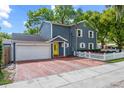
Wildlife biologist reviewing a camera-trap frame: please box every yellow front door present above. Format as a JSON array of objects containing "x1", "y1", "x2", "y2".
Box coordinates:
[{"x1": 53, "y1": 42, "x2": 59, "y2": 56}]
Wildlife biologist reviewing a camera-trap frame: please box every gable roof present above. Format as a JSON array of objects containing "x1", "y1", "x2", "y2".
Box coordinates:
[{"x1": 48, "y1": 35, "x2": 68, "y2": 42}]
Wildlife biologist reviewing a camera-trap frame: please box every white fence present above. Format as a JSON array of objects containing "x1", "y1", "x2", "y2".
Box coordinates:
[{"x1": 74, "y1": 51, "x2": 124, "y2": 61}]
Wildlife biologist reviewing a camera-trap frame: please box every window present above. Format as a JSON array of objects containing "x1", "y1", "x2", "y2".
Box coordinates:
[
  {"x1": 88, "y1": 30, "x2": 94, "y2": 38},
  {"x1": 62, "y1": 43, "x2": 69, "y2": 48},
  {"x1": 88, "y1": 43, "x2": 94, "y2": 50},
  {"x1": 77, "y1": 29, "x2": 82, "y2": 37},
  {"x1": 80, "y1": 42, "x2": 85, "y2": 48},
  {"x1": 65, "y1": 43, "x2": 69, "y2": 48}
]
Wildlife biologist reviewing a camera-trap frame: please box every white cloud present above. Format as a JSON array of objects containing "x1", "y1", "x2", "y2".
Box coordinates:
[
  {"x1": 0, "y1": 12, "x2": 9, "y2": 19},
  {"x1": 51, "y1": 5, "x2": 55, "y2": 10},
  {"x1": 2, "y1": 20, "x2": 12, "y2": 28},
  {"x1": 0, "y1": 1, "x2": 11, "y2": 19}
]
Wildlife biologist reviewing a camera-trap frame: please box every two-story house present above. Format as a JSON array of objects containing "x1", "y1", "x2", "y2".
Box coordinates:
[
  {"x1": 39, "y1": 21, "x2": 97, "y2": 57},
  {"x1": 8, "y1": 21, "x2": 97, "y2": 62}
]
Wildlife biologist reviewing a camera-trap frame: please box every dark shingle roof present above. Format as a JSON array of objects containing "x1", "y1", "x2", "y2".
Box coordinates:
[{"x1": 12, "y1": 33, "x2": 47, "y2": 41}]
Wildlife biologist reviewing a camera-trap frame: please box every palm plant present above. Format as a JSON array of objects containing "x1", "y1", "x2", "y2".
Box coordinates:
[{"x1": 106, "y1": 5, "x2": 124, "y2": 21}]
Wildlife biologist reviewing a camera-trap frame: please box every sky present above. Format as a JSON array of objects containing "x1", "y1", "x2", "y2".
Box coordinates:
[{"x1": 0, "y1": 5, "x2": 106, "y2": 34}]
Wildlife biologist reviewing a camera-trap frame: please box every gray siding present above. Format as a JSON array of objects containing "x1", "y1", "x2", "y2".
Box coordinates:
[
  {"x1": 39, "y1": 22, "x2": 51, "y2": 40},
  {"x1": 52, "y1": 22, "x2": 97, "y2": 56},
  {"x1": 71, "y1": 22, "x2": 97, "y2": 51},
  {"x1": 52, "y1": 24, "x2": 71, "y2": 56}
]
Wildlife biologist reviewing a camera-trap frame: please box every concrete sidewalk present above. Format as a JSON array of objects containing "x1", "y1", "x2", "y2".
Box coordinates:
[{"x1": 1, "y1": 62, "x2": 124, "y2": 88}]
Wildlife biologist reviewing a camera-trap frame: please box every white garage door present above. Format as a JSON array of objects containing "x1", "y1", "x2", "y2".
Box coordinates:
[{"x1": 15, "y1": 43, "x2": 51, "y2": 61}]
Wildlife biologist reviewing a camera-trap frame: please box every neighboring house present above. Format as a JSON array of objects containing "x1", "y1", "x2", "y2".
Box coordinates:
[{"x1": 4, "y1": 21, "x2": 97, "y2": 62}]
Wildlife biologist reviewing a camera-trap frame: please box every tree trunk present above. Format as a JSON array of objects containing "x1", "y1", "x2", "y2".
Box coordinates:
[
  {"x1": 118, "y1": 44, "x2": 122, "y2": 52},
  {"x1": 61, "y1": 17, "x2": 64, "y2": 24},
  {"x1": 101, "y1": 40, "x2": 105, "y2": 49},
  {"x1": 0, "y1": 64, "x2": 2, "y2": 74},
  {"x1": 61, "y1": 13, "x2": 65, "y2": 24}
]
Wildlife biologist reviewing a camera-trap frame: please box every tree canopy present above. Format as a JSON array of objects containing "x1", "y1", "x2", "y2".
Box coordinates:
[{"x1": 24, "y1": 5, "x2": 124, "y2": 51}]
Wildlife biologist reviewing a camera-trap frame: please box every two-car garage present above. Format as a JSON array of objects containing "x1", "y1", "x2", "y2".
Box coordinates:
[{"x1": 13, "y1": 41, "x2": 51, "y2": 62}]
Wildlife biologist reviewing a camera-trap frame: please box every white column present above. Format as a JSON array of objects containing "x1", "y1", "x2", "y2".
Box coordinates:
[
  {"x1": 103, "y1": 53, "x2": 106, "y2": 61},
  {"x1": 63, "y1": 42, "x2": 66, "y2": 56}
]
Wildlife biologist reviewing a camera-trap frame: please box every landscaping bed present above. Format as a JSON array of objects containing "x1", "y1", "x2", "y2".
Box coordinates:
[
  {"x1": 0, "y1": 64, "x2": 16, "y2": 85},
  {"x1": 0, "y1": 70, "x2": 13, "y2": 85},
  {"x1": 78, "y1": 49, "x2": 117, "y2": 54}
]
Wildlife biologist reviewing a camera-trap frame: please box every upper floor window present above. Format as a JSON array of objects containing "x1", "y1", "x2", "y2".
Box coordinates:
[
  {"x1": 88, "y1": 30, "x2": 94, "y2": 38},
  {"x1": 77, "y1": 29, "x2": 82, "y2": 37}
]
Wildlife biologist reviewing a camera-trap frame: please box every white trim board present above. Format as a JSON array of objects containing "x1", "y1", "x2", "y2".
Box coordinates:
[
  {"x1": 80, "y1": 42, "x2": 85, "y2": 48},
  {"x1": 48, "y1": 35, "x2": 68, "y2": 42}
]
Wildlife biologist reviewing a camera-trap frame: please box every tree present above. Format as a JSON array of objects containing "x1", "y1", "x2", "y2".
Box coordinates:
[
  {"x1": 25, "y1": 8, "x2": 55, "y2": 35},
  {"x1": 106, "y1": 5, "x2": 124, "y2": 52},
  {"x1": 107, "y1": 5, "x2": 124, "y2": 21},
  {"x1": 24, "y1": 27, "x2": 39, "y2": 35},
  {"x1": 74, "y1": 8, "x2": 84, "y2": 23},
  {"x1": 25, "y1": 6, "x2": 76, "y2": 34},
  {"x1": 0, "y1": 32, "x2": 11, "y2": 39},
  {"x1": 54, "y1": 5, "x2": 75, "y2": 24},
  {"x1": 99, "y1": 8, "x2": 115, "y2": 48},
  {"x1": 79, "y1": 11, "x2": 109, "y2": 49}
]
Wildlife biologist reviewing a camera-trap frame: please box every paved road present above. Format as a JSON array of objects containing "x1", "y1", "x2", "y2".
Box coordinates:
[{"x1": 1, "y1": 62, "x2": 124, "y2": 88}]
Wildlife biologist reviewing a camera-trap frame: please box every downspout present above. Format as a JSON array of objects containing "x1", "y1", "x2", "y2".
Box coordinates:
[{"x1": 13, "y1": 42, "x2": 16, "y2": 64}]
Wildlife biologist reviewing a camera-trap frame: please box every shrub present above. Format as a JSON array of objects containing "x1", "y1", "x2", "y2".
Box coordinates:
[{"x1": 77, "y1": 49, "x2": 101, "y2": 52}]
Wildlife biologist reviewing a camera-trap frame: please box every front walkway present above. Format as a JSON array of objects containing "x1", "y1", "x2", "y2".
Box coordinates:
[
  {"x1": 15, "y1": 57, "x2": 104, "y2": 81},
  {"x1": 1, "y1": 61, "x2": 124, "y2": 88}
]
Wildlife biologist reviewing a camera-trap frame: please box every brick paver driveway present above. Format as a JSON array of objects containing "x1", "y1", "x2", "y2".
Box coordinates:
[{"x1": 15, "y1": 57, "x2": 105, "y2": 81}]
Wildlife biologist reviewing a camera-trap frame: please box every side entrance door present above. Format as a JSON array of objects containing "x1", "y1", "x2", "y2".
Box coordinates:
[{"x1": 53, "y1": 42, "x2": 59, "y2": 56}]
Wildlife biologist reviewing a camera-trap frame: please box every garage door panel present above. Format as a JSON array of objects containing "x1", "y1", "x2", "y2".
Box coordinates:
[{"x1": 16, "y1": 44, "x2": 51, "y2": 61}]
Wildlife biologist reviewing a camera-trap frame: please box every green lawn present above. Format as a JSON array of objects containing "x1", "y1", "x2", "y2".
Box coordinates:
[
  {"x1": 107, "y1": 58, "x2": 124, "y2": 63},
  {"x1": 0, "y1": 70, "x2": 13, "y2": 85}
]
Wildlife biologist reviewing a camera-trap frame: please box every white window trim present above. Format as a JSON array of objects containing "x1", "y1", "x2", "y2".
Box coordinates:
[
  {"x1": 88, "y1": 43, "x2": 94, "y2": 50},
  {"x1": 62, "y1": 43, "x2": 69, "y2": 48},
  {"x1": 80, "y1": 42, "x2": 85, "y2": 48},
  {"x1": 76, "y1": 29, "x2": 83, "y2": 37},
  {"x1": 66, "y1": 43, "x2": 69, "y2": 48},
  {"x1": 88, "y1": 30, "x2": 94, "y2": 38}
]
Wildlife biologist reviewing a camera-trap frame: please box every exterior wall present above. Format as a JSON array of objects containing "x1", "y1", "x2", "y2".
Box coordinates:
[
  {"x1": 40, "y1": 21, "x2": 97, "y2": 57},
  {"x1": 71, "y1": 22, "x2": 97, "y2": 51},
  {"x1": 52, "y1": 24, "x2": 72, "y2": 56},
  {"x1": 39, "y1": 22, "x2": 52, "y2": 40},
  {"x1": 59, "y1": 42, "x2": 63, "y2": 56}
]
